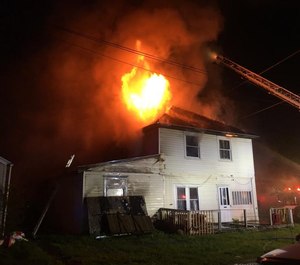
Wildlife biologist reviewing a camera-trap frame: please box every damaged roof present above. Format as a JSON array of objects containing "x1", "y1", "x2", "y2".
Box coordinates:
[
  {"x1": 78, "y1": 154, "x2": 163, "y2": 172},
  {"x1": 144, "y1": 106, "x2": 258, "y2": 138}
]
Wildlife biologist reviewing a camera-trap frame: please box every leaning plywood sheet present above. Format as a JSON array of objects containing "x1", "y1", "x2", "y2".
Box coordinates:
[
  {"x1": 131, "y1": 215, "x2": 153, "y2": 233},
  {"x1": 85, "y1": 196, "x2": 154, "y2": 235},
  {"x1": 102, "y1": 214, "x2": 154, "y2": 235},
  {"x1": 86, "y1": 197, "x2": 101, "y2": 235},
  {"x1": 104, "y1": 214, "x2": 134, "y2": 235}
]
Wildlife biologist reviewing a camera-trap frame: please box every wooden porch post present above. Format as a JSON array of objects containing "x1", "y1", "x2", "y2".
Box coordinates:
[
  {"x1": 243, "y1": 209, "x2": 247, "y2": 228},
  {"x1": 218, "y1": 210, "x2": 221, "y2": 231}
]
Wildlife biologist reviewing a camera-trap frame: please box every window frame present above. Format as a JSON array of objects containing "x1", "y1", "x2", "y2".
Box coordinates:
[
  {"x1": 184, "y1": 133, "x2": 200, "y2": 159},
  {"x1": 103, "y1": 176, "x2": 128, "y2": 197},
  {"x1": 218, "y1": 138, "x2": 232, "y2": 161},
  {"x1": 232, "y1": 190, "x2": 253, "y2": 205},
  {"x1": 175, "y1": 185, "x2": 200, "y2": 211}
]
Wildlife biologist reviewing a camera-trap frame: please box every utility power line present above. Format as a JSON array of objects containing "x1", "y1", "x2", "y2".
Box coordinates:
[
  {"x1": 54, "y1": 25, "x2": 207, "y2": 75},
  {"x1": 59, "y1": 39, "x2": 203, "y2": 87},
  {"x1": 236, "y1": 49, "x2": 300, "y2": 119},
  {"x1": 230, "y1": 48, "x2": 300, "y2": 92}
]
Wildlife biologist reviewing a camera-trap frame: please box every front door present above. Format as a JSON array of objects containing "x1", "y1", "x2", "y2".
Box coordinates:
[{"x1": 218, "y1": 186, "x2": 231, "y2": 222}]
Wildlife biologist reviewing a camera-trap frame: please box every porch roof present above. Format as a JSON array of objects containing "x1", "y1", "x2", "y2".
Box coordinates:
[{"x1": 78, "y1": 153, "x2": 162, "y2": 172}]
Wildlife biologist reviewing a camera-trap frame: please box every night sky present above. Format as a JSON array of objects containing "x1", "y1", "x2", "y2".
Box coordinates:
[
  {"x1": 1, "y1": 0, "x2": 299, "y2": 230},
  {"x1": 217, "y1": 1, "x2": 300, "y2": 162}
]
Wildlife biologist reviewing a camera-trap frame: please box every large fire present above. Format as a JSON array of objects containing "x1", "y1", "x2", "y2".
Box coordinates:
[{"x1": 121, "y1": 45, "x2": 171, "y2": 123}]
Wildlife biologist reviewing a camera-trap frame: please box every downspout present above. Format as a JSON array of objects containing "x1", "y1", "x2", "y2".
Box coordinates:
[{"x1": 1, "y1": 162, "x2": 13, "y2": 237}]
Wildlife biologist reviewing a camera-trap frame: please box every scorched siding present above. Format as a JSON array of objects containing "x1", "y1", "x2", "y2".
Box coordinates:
[
  {"x1": 82, "y1": 156, "x2": 165, "y2": 216},
  {"x1": 83, "y1": 172, "x2": 164, "y2": 216},
  {"x1": 83, "y1": 171, "x2": 104, "y2": 198}
]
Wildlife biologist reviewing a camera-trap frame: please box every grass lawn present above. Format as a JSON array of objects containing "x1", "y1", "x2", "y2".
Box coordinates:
[{"x1": 1, "y1": 226, "x2": 299, "y2": 265}]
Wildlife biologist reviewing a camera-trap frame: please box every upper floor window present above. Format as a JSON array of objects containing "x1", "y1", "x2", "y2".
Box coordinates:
[
  {"x1": 219, "y1": 139, "x2": 231, "y2": 160},
  {"x1": 185, "y1": 135, "x2": 200, "y2": 158}
]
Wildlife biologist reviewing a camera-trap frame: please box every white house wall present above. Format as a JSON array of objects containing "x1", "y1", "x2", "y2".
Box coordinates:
[
  {"x1": 159, "y1": 127, "x2": 258, "y2": 220},
  {"x1": 82, "y1": 128, "x2": 259, "y2": 220},
  {"x1": 127, "y1": 174, "x2": 164, "y2": 216},
  {"x1": 83, "y1": 156, "x2": 164, "y2": 216},
  {"x1": 159, "y1": 128, "x2": 255, "y2": 177},
  {"x1": 83, "y1": 171, "x2": 104, "y2": 198}
]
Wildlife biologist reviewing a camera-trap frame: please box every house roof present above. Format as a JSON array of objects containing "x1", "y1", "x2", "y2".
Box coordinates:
[
  {"x1": 0, "y1": 156, "x2": 13, "y2": 166},
  {"x1": 78, "y1": 154, "x2": 163, "y2": 172},
  {"x1": 143, "y1": 106, "x2": 258, "y2": 139}
]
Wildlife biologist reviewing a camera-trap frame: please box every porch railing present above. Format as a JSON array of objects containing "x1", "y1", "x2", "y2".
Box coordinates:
[
  {"x1": 269, "y1": 207, "x2": 294, "y2": 226},
  {"x1": 156, "y1": 208, "x2": 259, "y2": 235},
  {"x1": 157, "y1": 208, "x2": 215, "y2": 235}
]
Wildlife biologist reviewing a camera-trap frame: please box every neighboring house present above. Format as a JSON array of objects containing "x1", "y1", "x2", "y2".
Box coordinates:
[
  {"x1": 79, "y1": 107, "x2": 259, "y2": 223},
  {"x1": 0, "y1": 156, "x2": 13, "y2": 236}
]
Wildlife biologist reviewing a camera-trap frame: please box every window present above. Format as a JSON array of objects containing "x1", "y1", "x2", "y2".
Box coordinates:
[
  {"x1": 189, "y1": 187, "x2": 199, "y2": 211},
  {"x1": 219, "y1": 139, "x2": 231, "y2": 160},
  {"x1": 176, "y1": 186, "x2": 199, "y2": 211},
  {"x1": 177, "y1": 187, "x2": 187, "y2": 210},
  {"x1": 232, "y1": 191, "x2": 252, "y2": 205},
  {"x1": 104, "y1": 176, "x2": 128, "y2": 196},
  {"x1": 185, "y1": 135, "x2": 200, "y2": 158}
]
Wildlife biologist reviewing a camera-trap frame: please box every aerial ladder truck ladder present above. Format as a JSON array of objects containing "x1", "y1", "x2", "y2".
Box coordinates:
[{"x1": 212, "y1": 54, "x2": 300, "y2": 110}]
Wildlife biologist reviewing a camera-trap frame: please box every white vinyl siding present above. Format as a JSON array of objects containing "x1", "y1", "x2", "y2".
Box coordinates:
[
  {"x1": 82, "y1": 126, "x2": 259, "y2": 222},
  {"x1": 82, "y1": 156, "x2": 165, "y2": 216},
  {"x1": 159, "y1": 127, "x2": 259, "y2": 221},
  {"x1": 127, "y1": 174, "x2": 164, "y2": 215},
  {"x1": 83, "y1": 171, "x2": 104, "y2": 198}
]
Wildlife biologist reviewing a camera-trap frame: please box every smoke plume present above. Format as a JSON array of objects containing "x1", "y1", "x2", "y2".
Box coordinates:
[
  {"x1": 43, "y1": 0, "x2": 224, "y2": 156},
  {"x1": 1, "y1": 0, "x2": 225, "y2": 230}
]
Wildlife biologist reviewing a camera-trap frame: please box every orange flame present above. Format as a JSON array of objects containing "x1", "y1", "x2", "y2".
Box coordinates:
[{"x1": 121, "y1": 48, "x2": 171, "y2": 123}]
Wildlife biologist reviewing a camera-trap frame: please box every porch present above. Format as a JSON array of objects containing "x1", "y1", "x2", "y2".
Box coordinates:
[{"x1": 155, "y1": 208, "x2": 259, "y2": 235}]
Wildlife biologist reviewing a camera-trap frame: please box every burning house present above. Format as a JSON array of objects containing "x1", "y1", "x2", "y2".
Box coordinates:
[{"x1": 79, "y1": 106, "x2": 259, "y2": 231}]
